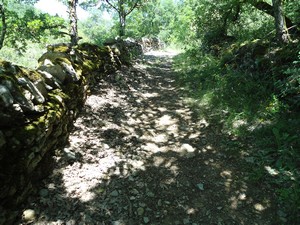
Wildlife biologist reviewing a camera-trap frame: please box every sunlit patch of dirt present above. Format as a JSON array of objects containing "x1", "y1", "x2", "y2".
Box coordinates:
[{"x1": 19, "y1": 51, "x2": 277, "y2": 225}]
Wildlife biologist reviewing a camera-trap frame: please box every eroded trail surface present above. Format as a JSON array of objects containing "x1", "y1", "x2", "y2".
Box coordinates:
[{"x1": 21, "y1": 52, "x2": 276, "y2": 225}]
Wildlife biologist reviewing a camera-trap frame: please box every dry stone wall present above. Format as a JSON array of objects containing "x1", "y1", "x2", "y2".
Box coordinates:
[
  {"x1": 138, "y1": 37, "x2": 165, "y2": 52},
  {"x1": 104, "y1": 37, "x2": 143, "y2": 65},
  {"x1": 0, "y1": 43, "x2": 123, "y2": 225}
]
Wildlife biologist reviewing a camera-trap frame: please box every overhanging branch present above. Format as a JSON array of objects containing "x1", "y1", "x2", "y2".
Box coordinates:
[{"x1": 249, "y1": 0, "x2": 293, "y2": 29}]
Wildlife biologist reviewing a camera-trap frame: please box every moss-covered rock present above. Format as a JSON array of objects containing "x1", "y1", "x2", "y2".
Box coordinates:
[
  {"x1": 220, "y1": 40, "x2": 299, "y2": 74},
  {"x1": 220, "y1": 39, "x2": 270, "y2": 71}
]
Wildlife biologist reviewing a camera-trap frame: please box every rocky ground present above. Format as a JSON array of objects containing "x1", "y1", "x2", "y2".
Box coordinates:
[{"x1": 19, "y1": 51, "x2": 277, "y2": 225}]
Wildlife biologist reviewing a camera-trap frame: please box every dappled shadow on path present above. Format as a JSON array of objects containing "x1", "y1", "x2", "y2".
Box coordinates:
[{"x1": 19, "y1": 51, "x2": 276, "y2": 225}]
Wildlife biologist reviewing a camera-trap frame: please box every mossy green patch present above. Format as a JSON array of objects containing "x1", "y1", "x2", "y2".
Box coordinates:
[
  {"x1": 83, "y1": 60, "x2": 95, "y2": 71},
  {"x1": 17, "y1": 68, "x2": 44, "y2": 82},
  {"x1": 47, "y1": 45, "x2": 70, "y2": 53},
  {"x1": 47, "y1": 90, "x2": 69, "y2": 108},
  {"x1": 54, "y1": 57, "x2": 72, "y2": 66},
  {"x1": 38, "y1": 52, "x2": 70, "y2": 66},
  {"x1": 0, "y1": 59, "x2": 13, "y2": 70}
]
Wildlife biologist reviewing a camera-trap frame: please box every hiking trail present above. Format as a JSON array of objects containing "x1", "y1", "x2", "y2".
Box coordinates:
[{"x1": 20, "y1": 51, "x2": 276, "y2": 225}]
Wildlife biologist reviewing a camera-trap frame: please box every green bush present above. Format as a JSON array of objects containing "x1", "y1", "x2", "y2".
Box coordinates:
[
  {"x1": 275, "y1": 51, "x2": 300, "y2": 108},
  {"x1": 0, "y1": 36, "x2": 69, "y2": 68}
]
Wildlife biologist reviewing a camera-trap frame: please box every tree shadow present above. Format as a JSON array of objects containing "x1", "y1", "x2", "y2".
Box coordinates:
[
  {"x1": 172, "y1": 50, "x2": 300, "y2": 223},
  {"x1": 19, "y1": 52, "x2": 277, "y2": 225}
]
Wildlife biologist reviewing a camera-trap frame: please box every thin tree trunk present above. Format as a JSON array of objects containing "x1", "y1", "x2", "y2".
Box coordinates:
[
  {"x1": 272, "y1": 0, "x2": 290, "y2": 43},
  {"x1": 119, "y1": 13, "x2": 126, "y2": 37},
  {"x1": 68, "y1": 0, "x2": 78, "y2": 46},
  {"x1": 105, "y1": 0, "x2": 141, "y2": 37},
  {"x1": 119, "y1": 0, "x2": 125, "y2": 37},
  {"x1": 0, "y1": 4, "x2": 7, "y2": 50}
]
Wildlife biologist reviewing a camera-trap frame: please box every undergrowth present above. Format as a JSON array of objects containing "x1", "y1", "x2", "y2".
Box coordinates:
[
  {"x1": 0, "y1": 36, "x2": 69, "y2": 69},
  {"x1": 173, "y1": 46, "x2": 300, "y2": 224}
]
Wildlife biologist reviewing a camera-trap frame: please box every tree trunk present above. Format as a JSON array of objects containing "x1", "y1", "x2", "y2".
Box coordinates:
[
  {"x1": 0, "y1": 4, "x2": 7, "y2": 50},
  {"x1": 118, "y1": 0, "x2": 126, "y2": 37},
  {"x1": 272, "y1": 0, "x2": 290, "y2": 43},
  {"x1": 119, "y1": 13, "x2": 126, "y2": 37},
  {"x1": 68, "y1": 0, "x2": 78, "y2": 46},
  {"x1": 105, "y1": 0, "x2": 142, "y2": 37},
  {"x1": 251, "y1": 1, "x2": 293, "y2": 29}
]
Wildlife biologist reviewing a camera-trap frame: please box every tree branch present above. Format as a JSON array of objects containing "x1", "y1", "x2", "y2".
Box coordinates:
[
  {"x1": 105, "y1": 0, "x2": 119, "y2": 13},
  {"x1": 249, "y1": 0, "x2": 293, "y2": 29},
  {"x1": 125, "y1": 0, "x2": 140, "y2": 16}
]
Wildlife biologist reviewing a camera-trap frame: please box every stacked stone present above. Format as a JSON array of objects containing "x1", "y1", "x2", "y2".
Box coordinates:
[
  {"x1": 0, "y1": 43, "x2": 121, "y2": 225},
  {"x1": 104, "y1": 37, "x2": 143, "y2": 65},
  {"x1": 138, "y1": 37, "x2": 165, "y2": 53}
]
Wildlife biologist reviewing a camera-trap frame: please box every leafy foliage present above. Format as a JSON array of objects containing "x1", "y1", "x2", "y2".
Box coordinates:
[
  {"x1": 78, "y1": 9, "x2": 117, "y2": 45},
  {"x1": 82, "y1": 0, "x2": 150, "y2": 37},
  {"x1": 276, "y1": 51, "x2": 300, "y2": 107},
  {"x1": 0, "y1": 0, "x2": 66, "y2": 52}
]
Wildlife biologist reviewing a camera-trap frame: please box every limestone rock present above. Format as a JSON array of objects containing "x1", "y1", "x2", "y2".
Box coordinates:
[
  {"x1": 60, "y1": 62, "x2": 80, "y2": 82},
  {"x1": 0, "y1": 84, "x2": 14, "y2": 107},
  {"x1": 38, "y1": 64, "x2": 66, "y2": 84},
  {"x1": 38, "y1": 70, "x2": 61, "y2": 89},
  {"x1": 33, "y1": 78, "x2": 48, "y2": 99},
  {"x1": 22, "y1": 209, "x2": 36, "y2": 223},
  {"x1": 18, "y1": 77, "x2": 45, "y2": 104}
]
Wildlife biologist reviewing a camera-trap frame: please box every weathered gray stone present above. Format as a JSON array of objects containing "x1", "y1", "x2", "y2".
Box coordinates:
[
  {"x1": 33, "y1": 79, "x2": 48, "y2": 99},
  {"x1": 38, "y1": 70, "x2": 61, "y2": 89},
  {"x1": 0, "y1": 85, "x2": 14, "y2": 107},
  {"x1": 18, "y1": 77, "x2": 45, "y2": 104},
  {"x1": 38, "y1": 64, "x2": 66, "y2": 83},
  {"x1": 0, "y1": 79, "x2": 35, "y2": 113},
  {"x1": 60, "y1": 62, "x2": 80, "y2": 82}
]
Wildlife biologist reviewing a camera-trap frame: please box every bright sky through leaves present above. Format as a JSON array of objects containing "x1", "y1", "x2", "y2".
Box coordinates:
[{"x1": 35, "y1": 0, "x2": 89, "y2": 20}]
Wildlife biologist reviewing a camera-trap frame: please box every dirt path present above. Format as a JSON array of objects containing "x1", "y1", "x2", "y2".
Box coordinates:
[{"x1": 20, "y1": 51, "x2": 276, "y2": 225}]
